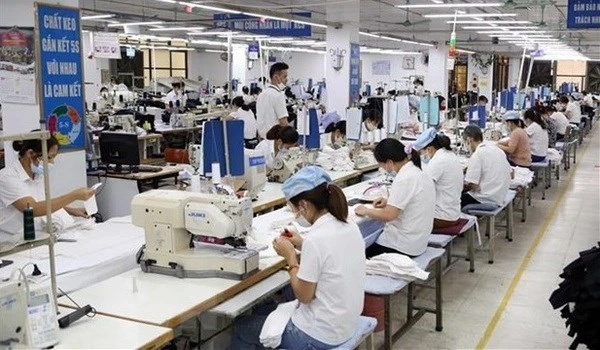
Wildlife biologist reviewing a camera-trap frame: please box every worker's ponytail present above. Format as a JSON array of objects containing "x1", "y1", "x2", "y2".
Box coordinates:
[{"x1": 289, "y1": 182, "x2": 348, "y2": 223}]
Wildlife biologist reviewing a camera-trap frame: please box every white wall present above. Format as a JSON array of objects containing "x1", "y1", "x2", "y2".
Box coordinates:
[
  {"x1": 1, "y1": 0, "x2": 86, "y2": 197},
  {"x1": 82, "y1": 31, "x2": 110, "y2": 107},
  {"x1": 468, "y1": 54, "x2": 494, "y2": 109},
  {"x1": 360, "y1": 53, "x2": 427, "y2": 92},
  {"x1": 426, "y1": 46, "x2": 449, "y2": 99},
  {"x1": 187, "y1": 50, "x2": 229, "y2": 88},
  {"x1": 271, "y1": 51, "x2": 325, "y2": 87},
  {"x1": 508, "y1": 55, "x2": 522, "y2": 89}
]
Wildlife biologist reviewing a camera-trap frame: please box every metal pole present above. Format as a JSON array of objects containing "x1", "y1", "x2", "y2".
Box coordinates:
[
  {"x1": 516, "y1": 47, "x2": 527, "y2": 90},
  {"x1": 227, "y1": 32, "x2": 233, "y2": 100},
  {"x1": 258, "y1": 38, "x2": 264, "y2": 89},
  {"x1": 525, "y1": 56, "x2": 535, "y2": 90},
  {"x1": 152, "y1": 44, "x2": 157, "y2": 93}
]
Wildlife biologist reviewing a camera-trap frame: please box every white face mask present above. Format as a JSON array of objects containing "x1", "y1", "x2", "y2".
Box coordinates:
[
  {"x1": 31, "y1": 160, "x2": 52, "y2": 176},
  {"x1": 365, "y1": 122, "x2": 376, "y2": 131},
  {"x1": 277, "y1": 83, "x2": 286, "y2": 91},
  {"x1": 295, "y1": 212, "x2": 311, "y2": 227}
]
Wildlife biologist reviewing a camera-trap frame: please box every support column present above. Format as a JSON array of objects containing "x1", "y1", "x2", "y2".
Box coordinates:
[
  {"x1": 0, "y1": 0, "x2": 86, "y2": 196},
  {"x1": 325, "y1": 0, "x2": 359, "y2": 115},
  {"x1": 468, "y1": 53, "x2": 494, "y2": 109},
  {"x1": 231, "y1": 44, "x2": 248, "y2": 93},
  {"x1": 425, "y1": 45, "x2": 450, "y2": 102}
]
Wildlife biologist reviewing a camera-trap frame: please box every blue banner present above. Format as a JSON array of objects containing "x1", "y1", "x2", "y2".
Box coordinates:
[
  {"x1": 213, "y1": 13, "x2": 312, "y2": 37},
  {"x1": 567, "y1": 0, "x2": 600, "y2": 29},
  {"x1": 349, "y1": 43, "x2": 360, "y2": 105},
  {"x1": 36, "y1": 4, "x2": 85, "y2": 149}
]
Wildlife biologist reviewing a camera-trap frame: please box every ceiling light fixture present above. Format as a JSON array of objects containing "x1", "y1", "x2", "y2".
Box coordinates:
[
  {"x1": 463, "y1": 26, "x2": 538, "y2": 29},
  {"x1": 456, "y1": 48, "x2": 476, "y2": 54},
  {"x1": 447, "y1": 20, "x2": 530, "y2": 24},
  {"x1": 150, "y1": 27, "x2": 205, "y2": 31},
  {"x1": 396, "y1": 2, "x2": 502, "y2": 8},
  {"x1": 477, "y1": 30, "x2": 546, "y2": 34},
  {"x1": 178, "y1": 1, "x2": 242, "y2": 14},
  {"x1": 81, "y1": 14, "x2": 115, "y2": 20},
  {"x1": 205, "y1": 49, "x2": 226, "y2": 53},
  {"x1": 108, "y1": 21, "x2": 163, "y2": 27},
  {"x1": 425, "y1": 13, "x2": 516, "y2": 18},
  {"x1": 187, "y1": 31, "x2": 237, "y2": 36},
  {"x1": 359, "y1": 32, "x2": 434, "y2": 47}
]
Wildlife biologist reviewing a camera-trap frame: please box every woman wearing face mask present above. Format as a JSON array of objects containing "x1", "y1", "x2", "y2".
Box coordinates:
[
  {"x1": 255, "y1": 124, "x2": 299, "y2": 170},
  {"x1": 324, "y1": 121, "x2": 346, "y2": 148},
  {"x1": 355, "y1": 138, "x2": 436, "y2": 258},
  {"x1": 231, "y1": 166, "x2": 365, "y2": 349},
  {"x1": 360, "y1": 109, "x2": 383, "y2": 148},
  {"x1": 523, "y1": 108, "x2": 549, "y2": 163},
  {"x1": 497, "y1": 111, "x2": 532, "y2": 168},
  {"x1": 0, "y1": 136, "x2": 95, "y2": 243},
  {"x1": 413, "y1": 128, "x2": 463, "y2": 229}
]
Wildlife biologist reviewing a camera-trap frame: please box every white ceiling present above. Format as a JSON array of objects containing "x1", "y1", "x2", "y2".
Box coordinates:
[{"x1": 79, "y1": 0, "x2": 600, "y2": 59}]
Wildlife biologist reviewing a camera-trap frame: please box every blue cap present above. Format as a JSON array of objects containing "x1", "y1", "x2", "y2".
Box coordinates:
[
  {"x1": 503, "y1": 110, "x2": 522, "y2": 121},
  {"x1": 412, "y1": 127, "x2": 437, "y2": 151},
  {"x1": 282, "y1": 166, "x2": 332, "y2": 200}
]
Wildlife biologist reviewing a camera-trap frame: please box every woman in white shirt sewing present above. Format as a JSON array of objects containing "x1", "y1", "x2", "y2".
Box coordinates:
[
  {"x1": 523, "y1": 108, "x2": 549, "y2": 162},
  {"x1": 547, "y1": 105, "x2": 570, "y2": 141},
  {"x1": 231, "y1": 166, "x2": 365, "y2": 349},
  {"x1": 355, "y1": 138, "x2": 436, "y2": 258},
  {"x1": 224, "y1": 96, "x2": 259, "y2": 149},
  {"x1": 323, "y1": 120, "x2": 346, "y2": 149},
  {"x1": 0, "y1": 136, "x2": 94, "y2": 246},
  {"x1": 413, "y1": 128, "x2": 463, "y2": 229},
  {"x1": 254, "y1": 125, "x2": 299, "y2": 170},
  {"x1": 360, "y1": 108, "x2": 383, "y2": 148}
]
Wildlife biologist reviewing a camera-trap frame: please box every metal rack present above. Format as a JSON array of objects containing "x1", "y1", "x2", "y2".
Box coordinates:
[{"x1": 0, "y1": 130, "x2": 57, "y2": 307}]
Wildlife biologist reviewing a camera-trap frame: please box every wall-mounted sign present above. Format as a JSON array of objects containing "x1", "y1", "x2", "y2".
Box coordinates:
[
  {"x1": 92, "y1": 32, "x2": 121, "y2": 59},
  {"x1": 36, "y1": 3, "x2": 85, "y2": 150},
  {"x1": 0, "y1": 26, "x2": 36, "y2": 104},
  {"x1": 213, "y1": 12, "x2": 312, "y2": 37},
  {"x1": 248, "y1": 42, "x2": 259, "y2": 60},
  {"x1": 567, "y1": 0, "x2": 600, "y2": 29},
  {"x1": 349, "y1": 43, "x2": 360, "y2": 105}
]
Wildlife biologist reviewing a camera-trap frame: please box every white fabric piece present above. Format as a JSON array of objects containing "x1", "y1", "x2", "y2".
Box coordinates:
[
  {"x1": 510, "y1": 166, "x2": 534, "y2": 189},
  {"x1": 316, "y1": 146, "x2": 355, "y2": 172},
  {"x1": 459, "y1": 213, "x2": 481, "y2": 246},
  {"x1": 259, "y1": 300, "x2": 299, "y2": 348},
  {"x1": 546, "y1": 148, "x2": 562, "y2": 162},
  {"x1": 366, "y1": 253, "x2": 429, "y2": 281}
]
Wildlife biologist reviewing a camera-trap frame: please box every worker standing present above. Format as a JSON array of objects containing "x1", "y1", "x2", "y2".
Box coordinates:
[{"x1": 256, "y1": 62, "x2": 290, "y2": 139}]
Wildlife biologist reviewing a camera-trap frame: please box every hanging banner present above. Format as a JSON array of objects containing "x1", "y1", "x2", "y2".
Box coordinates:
[
  {"x1": 92, "y1": 32, "x2": 121, "y2": 59},
  {"x1": 36, "y1": 3, "x2": 85, "y2": 150},
  {"x1": 248, "y1": 42, "x2": 259, "y2": 60},
  {"x1": 567, "y1": 0, "x2": 600, "y2": 29},
  {"x1": 0, "y1": 26, "x2": 36, "y2": 104},
  {"x1": 213, "y1": 12, "x2": 312, "y2": 37},
  {"x1": 349, "y1": 43, "x2": 360, "y2": 105}
]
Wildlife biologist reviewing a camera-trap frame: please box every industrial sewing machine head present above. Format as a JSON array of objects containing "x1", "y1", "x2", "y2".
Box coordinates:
[
  {"x1": 131, "y1": 190, "x2": 258, "y2": 280},
  {"x1": 268, "y1": 147, "x2": 306, "y2": 183}
]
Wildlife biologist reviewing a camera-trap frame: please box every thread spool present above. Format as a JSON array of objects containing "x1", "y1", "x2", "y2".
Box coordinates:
[{"x1": 211, "y1": 162, "x2": 221, "y2": 185}]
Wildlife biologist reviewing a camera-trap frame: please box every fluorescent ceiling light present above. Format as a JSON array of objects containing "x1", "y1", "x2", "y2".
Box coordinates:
[
  {"x1": 292, "y1": 20, "x2": 328, "y2": 28},
  {"x1": 477, "y1": 30, "x2": 545, "y2": 34},
  {"x1": 178, "y1": 1, "x2": 242, "y2": 14},
  {"x1": 426, "y1": 13, "x2": 516, "y2": 18},
  {"x1": 205, "y1": 49, "x2": 226, "y2": 53},
  {"x1": 358, "y1": 32, "x2": 434, "y2": 47},
  {"x1": 242, "y1": 12, "x2": 289, "y2": 22},
  {"x1": 397, "y1": 2, "x2": 502, "y2": 8},
  {"x1": 456, "y1": 48, "x2": 476, "y2": 54},
  {"x1": 81, "y1": 14, "x2": 115, "y2": 20},
  {"x1": 262, "y1": 45, "x2": 325, "y2": 54},
  {"x1": 463, "y1": 26, "x2": 538, "y2": 29},
  {"x1": 155, "y1": 0, "x2": 177, "y2": 3},
  {"x1": 108, "y1": 21, "x2": 162, "y2": 27},
  {"x1": 187, "y1": 31, "x2": 237, "y2": 36},
  {"x1": 150, "y1": 27, "x2": 205, "y2": 31},
  {"x1": 190, "y1": 40, "x2": 228, "y2": 46},
  {"x1": 218, "y1": 34, "x2": 268, "y2": 39},
  {"x1": 447, "y1": 20, "x2": 530, "y2": 24}
]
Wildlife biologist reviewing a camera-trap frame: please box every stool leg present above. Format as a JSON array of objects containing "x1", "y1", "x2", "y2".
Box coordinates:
[
  {"x1": 488, "y1": 217, "x2": 495, "y2": 264},
  {"x1": 467, "y1": 227, "x2": 475, "y2": 272},
  {"x1": 541, "y1": 169, "x2": 546, "y2": 200},
  {"x1": 507, "y1": 201, "x2": 514, "y2": 242},
  {"x1": 384, "y1": 295, "x2": 392, "y2": 350},
  {"x1": 547, "y1": 162, "x2": 552, "y2": 188},
  {"x1": 435, "y1": 259, "x2": 443, "y2": 332},
  {"x1": 446, "y1": 241, "x2": 452, "y2": 268},
  {"x1": 521, "y1": 188, "x2": 527, "y2": 222},
  {"x1": 365, "y1": 333, "x2": 374, "y2": 350}
]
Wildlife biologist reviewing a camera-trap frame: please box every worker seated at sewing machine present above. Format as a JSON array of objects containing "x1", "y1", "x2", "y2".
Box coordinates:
[
  {"x1": 360, "y1": 108, "x2": 384, "y2": 150},
  {"x1": 131, "y1": 190, "x2": 259, "y2": 280},
  {"x1": 323, "y1": 120, "x2": 347, "y2": 149},
  {"x1": 255, "y1": 125, "x2": 299, "y2": 170},
  {"x1": 164, "y1": 81, "x2": 188, "y2": 111}
]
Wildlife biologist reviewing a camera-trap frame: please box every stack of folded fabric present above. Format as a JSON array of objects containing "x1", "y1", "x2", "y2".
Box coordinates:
[
  {"x1": 317, "y1": 146, "x2": 355, "y2": 171},
  {"x1": 366, "y1": 253, "x2": 429, "y2": 281},
  {"x1": 510, "y1": 166, "x2": 534, "y2": 188},
  {"x1": 260, "y1": 300, "x2": 299, "y2": 348}
]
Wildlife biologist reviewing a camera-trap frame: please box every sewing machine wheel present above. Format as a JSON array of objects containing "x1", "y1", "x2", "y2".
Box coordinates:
[{"x1": 272, "y1": 157, "x2": 284, "y2": 171}]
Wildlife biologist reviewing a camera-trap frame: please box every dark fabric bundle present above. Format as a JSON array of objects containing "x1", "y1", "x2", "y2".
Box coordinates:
[{"x1": 549, "y1": 243, "x2": 600, "y2": 350}]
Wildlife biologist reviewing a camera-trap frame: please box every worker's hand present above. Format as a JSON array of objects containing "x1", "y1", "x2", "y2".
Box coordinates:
[
  {"x1": 273, "y1": 237, "x2": 296, "y2": 260},
  {"x1": 373, "y1": 197, "x2": 387, "y2": 208},
  {"x1": 72, "y1": 187, "x2": 95, "y2": 201},
  {"x1": 354, "y1": 205, "x2": 369, "y2": 217},
  {"x1": 66, "y1": 207, "x2": 89, "y2": 218},
  {"x1": 281, "y1": 226, "x2": 303, "y2": 250}
]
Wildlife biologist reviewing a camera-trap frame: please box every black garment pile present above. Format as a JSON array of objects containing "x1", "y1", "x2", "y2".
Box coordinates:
[{"x1": 549, "y1": 242, "x2": 600, "y2": 350}]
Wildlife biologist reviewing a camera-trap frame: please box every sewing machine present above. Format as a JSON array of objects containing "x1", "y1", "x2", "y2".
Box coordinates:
[
  {"x1": 108, "y1": 115, "x2": 137, "y2": 133},
  {"x1": 131, "y1": 190, "x2": 259, "y2": 280},
  {"x1": 268, "y1": 147, "x2": 307, "y2": 183},
  {"x1": 240, "y1": 149, "x2": 267, "y2": 200}
]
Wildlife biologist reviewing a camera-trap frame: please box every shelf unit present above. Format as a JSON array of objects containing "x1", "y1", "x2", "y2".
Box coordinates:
[{"x1": 0, "y1": 130, "x2": 57, "y2": 307}]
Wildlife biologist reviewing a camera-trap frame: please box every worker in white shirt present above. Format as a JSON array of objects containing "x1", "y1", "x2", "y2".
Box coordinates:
[
  {"x1": 231, "y1": 166, "x2": 365, "y2": 349},
  {"x1": 355, "y1": 138, "x2": 436, "y2": 258},
  {"x1": 360, "y1": 109, "x2": 383, "y2": 148},
  {"x1": 323, "y1": 121, "x2": 347, "y2": 149},
  {"x1": 523, "y1": 108, "x2": 549, "y2": 162},
  {"x1": 546, "y1": 105, "x2": 570, "y2": 141},
  {"x1": 241, "y1": 86, "x2": 254, "y2": 105},
  {"x1": 256, "y1": 62, "x2": 289, "y2": 139},
  {"x1": 413, "y1": 78, "x2": 425, "y2": 96},
  {"x1": 107, "y1": 76, "x2": 128, "y2": 92},
  {"x1": 461, "y1": 125, "x2": 511, "y2": 209},
  {"x1": 413, "y1": 128, "x2": 463, "y2": 229},
  {"x1": 560, "y1": 95, "x2": 582, "y2": 125},
  {"x1": 255, "y1": 125, "x2": 299, "y2": 170},
  {"x1": 0, "y1": 136, "x2": 94, "y2": 246},
  {"x1": 223, "y1": 96, "x2": 259, "y2": 149},
  {"x1": 164, "y1": 81, "x2": 187, "y2": 111}
]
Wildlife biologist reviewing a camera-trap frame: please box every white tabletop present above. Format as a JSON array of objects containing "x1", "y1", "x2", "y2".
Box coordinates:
[{"x1": 56, "y1": 306, "x2": 173, "y2": 349}]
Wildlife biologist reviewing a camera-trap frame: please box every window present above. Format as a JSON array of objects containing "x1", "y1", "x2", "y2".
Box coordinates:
[
  {"x1": 143, "y1": 49, "x2": 188, "y2": 85},
  {"x1": 555, "y1": 60, "x2": 587, "y2": 91}
]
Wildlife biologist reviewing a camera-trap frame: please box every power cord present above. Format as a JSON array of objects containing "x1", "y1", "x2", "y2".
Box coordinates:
[{"x1": 57, "y1": 287, "x2": 96, "y2": 318}]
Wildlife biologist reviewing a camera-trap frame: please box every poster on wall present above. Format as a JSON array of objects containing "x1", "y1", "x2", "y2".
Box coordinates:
[
  {"x1": 92, "y1": 32, "x2": 121, "y2": 59},
  {"x1": 349, "y1": 43, "x2": 360, "y2": 105},
  {"x1": 372, "y1": 60, "x2": 390, "y2": 76},
  {"x1": 567, "y1": 0, "x2": 600, "y2": 29},
  {"x1": 0, "y1": 26, "x2": 36, "y2": 104},
  {"x1": 36, "y1": 3, "x2": 85, "y2": 150}
]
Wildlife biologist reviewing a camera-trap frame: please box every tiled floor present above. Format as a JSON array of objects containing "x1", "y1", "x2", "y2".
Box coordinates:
[{"x1": 378, "y1": 125, "x2": 600, "y2": 349}]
